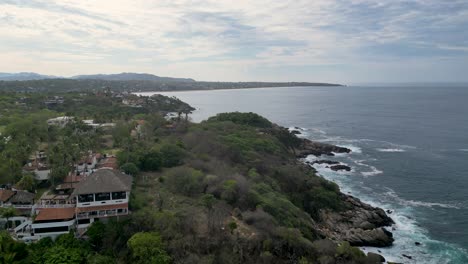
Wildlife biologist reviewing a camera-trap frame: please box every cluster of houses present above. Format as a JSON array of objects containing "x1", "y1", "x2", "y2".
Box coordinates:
[
  {"x1": 46, "y1": 116, "x2": 116, "y2": 129},
  {"x1": 13, "y1": 169, "x2": 132, "y2": 242},
  {"x1": 2, "y1": 150, "x2": 131, "y2": 242},
  {"x1": 44, "y1": 96, "x2": 65, "y2": 108}
]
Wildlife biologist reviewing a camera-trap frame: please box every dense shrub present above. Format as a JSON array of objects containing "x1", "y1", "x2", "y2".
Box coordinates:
[
  {"x1": 160, "y1": 143, "x2": 186, "y2": 168},
  {"x1": 207, "y1": 112, "x2": 272, "y2": 128},
  {"x1": 141, "y1": 151, "x2": 163, "y2": 171},
  {"x1": 121, "y1": 162, "x2": 139, "y2": 175},
  {"x1": 165, "y1": 167, "x2": 205, "y2": 196}
]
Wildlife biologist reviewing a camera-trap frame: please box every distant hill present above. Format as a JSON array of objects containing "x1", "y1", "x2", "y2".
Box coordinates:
[
  {"x1": 0, "y1": 72, "x2": 59, "y2": 81},
  {"x1": 0, "y1": 72, "x2": 342, "y2": 92},
  {"x1": 72, "y1": 72, "x2": 196, "y2": 83}
]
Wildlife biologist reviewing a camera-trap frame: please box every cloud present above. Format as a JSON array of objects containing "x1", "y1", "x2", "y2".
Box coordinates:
[{"x1": 0, "y1": 0, "x2": 467, "y2": 82}]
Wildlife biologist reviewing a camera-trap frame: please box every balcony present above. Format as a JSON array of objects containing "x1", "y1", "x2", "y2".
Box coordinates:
[
  {"x1": 35, "y1": 204, "x2": 76, "y2": 209},
  {"x1": 76, "y1": 209, "x2": 128, "y2": 219}
]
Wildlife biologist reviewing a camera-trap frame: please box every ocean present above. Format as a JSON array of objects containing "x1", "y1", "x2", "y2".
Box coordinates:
[{"x1": 138, "y1": 85, "x2": 468, "y2": 263}]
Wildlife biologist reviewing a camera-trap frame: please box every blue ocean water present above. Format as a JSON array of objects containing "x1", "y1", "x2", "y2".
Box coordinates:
[{"x1": 139, "y1": 85, "x2": 468, "y2": 263}]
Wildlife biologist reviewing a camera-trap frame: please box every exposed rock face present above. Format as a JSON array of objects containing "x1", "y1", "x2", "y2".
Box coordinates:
[
  {"x1": 318, "y1": 195, "x2": 394, "y2": 247},
  {"x1": 367, "y1": 252, "x2": 386, "y2": 263},
  {"x1": 330, "y1": 164, "x2": 352, "y2": 172},
  {"x1": 312, "y1": 160, "x2": 340, "y2": 165},
  {"x1": 297, "y1": 139, "x2": 351, "y2": 157}
]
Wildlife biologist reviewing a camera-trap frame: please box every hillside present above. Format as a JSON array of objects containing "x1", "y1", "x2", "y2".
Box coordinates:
[
  {"x1": 0, "y1": 93, "x2": 391, "y2": 263},
  {"x1": 0, "y1": 72, "x2": 59, "y2": 81},
  {"x1": 0, "y1": 72, "x2": 342, "y2": 92},
  {"x1": 72, "y1": 72, "x2": 195, "y2": 83}
]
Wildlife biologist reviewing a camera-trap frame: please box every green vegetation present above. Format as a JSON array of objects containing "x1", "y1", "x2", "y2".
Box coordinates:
[
  {"x1": 0, "y1": 78, "x2": 341, "y2": 93},
  {"x1": 0, "y1": 96, "x2": 378, "y2": 263}
]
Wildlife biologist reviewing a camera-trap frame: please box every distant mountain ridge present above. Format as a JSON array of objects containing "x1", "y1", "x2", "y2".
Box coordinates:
[
  {"x1": 72, "y1": 72, "x2": 196, "y2": 82},
  {"x1": 0, "y1": 72, "x2": 343, "y2": 92},
  {"x1": 0, "y1": 72, "x2": 59, "y2": 81}
]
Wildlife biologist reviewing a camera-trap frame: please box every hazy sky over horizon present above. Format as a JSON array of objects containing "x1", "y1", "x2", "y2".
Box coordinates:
[{"x1": 1, "y1": 0, "x2": 468, "y2": 83}]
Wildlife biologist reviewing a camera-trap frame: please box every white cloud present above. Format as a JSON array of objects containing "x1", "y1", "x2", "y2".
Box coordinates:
[{"x1": 0, "y1": 0, "x2": 467, "y2": 82}]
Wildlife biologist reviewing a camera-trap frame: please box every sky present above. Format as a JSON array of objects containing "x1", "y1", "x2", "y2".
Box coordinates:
[{"x1": 1, "y1": 0, "x2": 468, "y2": 83}]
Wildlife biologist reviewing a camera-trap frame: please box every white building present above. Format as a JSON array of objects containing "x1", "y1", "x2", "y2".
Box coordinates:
[
  {"x1": 72, "y1": 169, "x2": 132, "y2": 230},
  {"x1": 14, "y1": 169, "x2": 132, "y2": 241},
  {"x1": 47, "y1": 116, "x2": 74, "y2": 127}
]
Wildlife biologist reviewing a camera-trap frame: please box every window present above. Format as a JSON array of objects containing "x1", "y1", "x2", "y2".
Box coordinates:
[
  {"x1": 78, "y1": 219, "x2": 91, "y2": 224},
  {"x1": 112, "y1": 191, "x2": 126, "y2": 200},
  {"x1": 35, "y1": 226, "x2": 68, "y2": 234},
  {"x1": 95, "y1": 192, "x2": 110, "y2": 201},
  {"x1": 106, "y1": 209, "x2": 116, "y2": 215},
  {"x1": 78, "y1": 194, "x2": 94, "y2": 203}
]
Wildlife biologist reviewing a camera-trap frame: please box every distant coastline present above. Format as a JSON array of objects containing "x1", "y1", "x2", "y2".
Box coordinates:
[{"x1": 0, "y1": 72, "x2": 343, "y2": 92}]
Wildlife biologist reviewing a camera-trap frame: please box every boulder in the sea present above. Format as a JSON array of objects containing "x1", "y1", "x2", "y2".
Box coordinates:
[
  {"x1": 290, "y1": 130, "x2": 301, "y2": 135},
  {"x1": 312, "y1": 160, "x2": 340, "y2": 165},
  {"x1": 415, "y1": 242, "x2": 421, "y2": 246},
  {"x1": 330, "y1": 164, "x2": 352, "y2": 171},
  {"x1": 367, "y1": 252, "x2": 386, "y2": 263},
  {"x1": 296, "y1": 139, "x2": 351, "y2": 158},
  {"x1": 402, "y1": 254, "x2": 413, "y2": 259}
]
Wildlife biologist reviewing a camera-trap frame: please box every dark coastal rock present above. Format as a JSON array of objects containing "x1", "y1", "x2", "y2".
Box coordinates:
[
  {"x1": 296, "y1": 138, "x2": 351, "y2": 158},
  {"x1": 402, "y1": 254, "x2": 413, "y2": 259},
  {"x1": 318, "y1": 195, "x2": 394, "y2": 247},
  {"x1": 415, "y1": 242, "x2": 421, "y2": 246},
  {"x1": 312, "y1": 160, "x2": 340, "y2": 165},
  {"x1": 290, "y1": 130, "x2": 301, "y2": 135},
  {"x1": 367, "y1": 252, "x2": 386, "y2": 263},
  {"x1": 330, "y1": 164, "x2": 352, "y2": 171}
]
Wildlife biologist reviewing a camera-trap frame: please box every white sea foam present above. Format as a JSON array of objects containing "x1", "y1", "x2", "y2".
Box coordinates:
[
  {"x1": 336, "y1": 145, "x2": 362, "y2": 154},
  {"x1": 384, "y1": 188, "x2": 460, "y2": 209},
  {"x1": 303, "y1": 148, "x2": 466, "y2": 263},
  {"x1": 376, "y1": 148, "x2": 406, "y2": 152},
  {"x1": 459, "y1": 149, "x2": 468, "y2": 152},
  {"x1": 361, "y1": 167, "x2": 383, "y2": 176}
]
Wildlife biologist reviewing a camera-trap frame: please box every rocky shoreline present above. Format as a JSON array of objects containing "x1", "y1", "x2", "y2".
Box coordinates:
[
  {"x1": 293, "y1": 131, "x2": 395, "y2": 249},
  {"x1": 318, "y1": 194, "x2": 394, "y2": 247}
]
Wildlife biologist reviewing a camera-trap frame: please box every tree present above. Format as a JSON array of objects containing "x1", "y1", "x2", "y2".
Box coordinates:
[
  {"x1": 165, "y1": 167, "x2": 204, "y2": 196},
  {"x1": 42, "y1": 246, "x2": 84, "y2": 264},
  {"x1": 16, "y1": 174, "x2": 36, "y2": 192},
  {"x1": 0, "y1": 231, "x2": 28, "y2": 263},
  {"x1": 0, "y1": 207, "x2": 17, "y2": 229},
  {"x1": 127, "y1": 232, "x2": 171, "y2": 264},
  {"x1": 86, "y1": 221, "x2": 106, "y2": 250},
  {"x1": 160, "y1": 143, "x2": 185, "y2": 168},
  {"x1": 141, "y1": 151, "x2": 162, "y2": 171},
  {"x1": 120, "y1": 163, "x2": 139, "y2": 176}
]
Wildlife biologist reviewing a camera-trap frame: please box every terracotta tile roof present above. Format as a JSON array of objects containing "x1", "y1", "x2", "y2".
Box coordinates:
[
  {"x1": 64, "y1": 174, "x2": 84, "y2": 183},
  {"x1": 96, "y1": 157, "x2": 118, "y2": 170},
  {"x1": 76, "y1": 203, "x2": 128, "y2": 213},
  {"x1": 0, "y1": 189, "x2": 15, "y2": 202},
  {"x1": 35, "y1": 207, "x2": 76, "y2": 221}
]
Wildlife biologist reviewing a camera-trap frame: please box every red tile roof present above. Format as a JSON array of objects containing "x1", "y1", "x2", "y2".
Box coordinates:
[
  {"x1": 0, "y1": 189, "x2": 15, "y2": 202},
  {"x1": 35, "y1": 207, "x2": 76, "y2": 221},
  {"x1": 64, "y1": 174, "x2": 84, "y2": 183},
  {"x1": 96, "y1": 157, "x2": 118, "y2": 170},
  {"x1": 76, "y1": 203, "x2": 128, "y2": 213}
]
